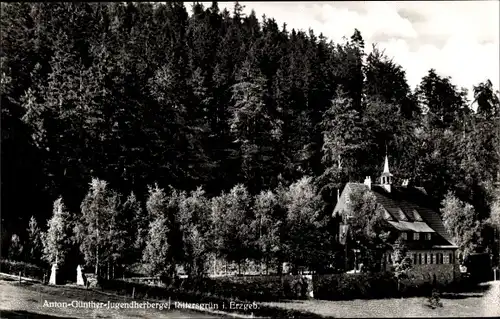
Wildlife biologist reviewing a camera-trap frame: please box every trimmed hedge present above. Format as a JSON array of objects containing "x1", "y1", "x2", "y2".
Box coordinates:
[
  {"x1": 106, "y1": 275, "x2": 309, "y2": 302},
  {"x1": 107, "y1": 272, "x2": 475, "y2": 304},
  {"x1": 437, "y1": 275, "x2": 479, "y2": 293},
  {"x1": 98, "y1": 277, "x2": 326, "y2": 318},
  {"x1": 313, "y1": 272, "x2": 399, "y2": 300},
  {"x1": 0, "y1": 259, "x2": 45, "y2": 281},
  {"x1": 211, "y1": 275, "x2": 312, "y2": 300},
  {"x1": 204, "y1": 276, "x2": 284, "y2": 301},
  {"x1": 313, "y1": 271, "x2": 480, "y2": 300}
]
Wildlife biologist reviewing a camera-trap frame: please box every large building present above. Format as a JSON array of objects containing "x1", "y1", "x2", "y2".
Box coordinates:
[{"x1": 333, "y1": 155, "x2": 460, "y2": 285}]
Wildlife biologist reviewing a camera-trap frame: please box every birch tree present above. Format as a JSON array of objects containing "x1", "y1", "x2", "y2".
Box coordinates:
[
  {"x1": 178, "y1": 187, "x2": 212, "y2": 277},
  {"x1": 282, "y1": 176, "x2": 330, "y2": 272},
  {"x1": 441, "y1": 192, "x2": 484, "y2": 262},
  {"x1": 142, "y1": 184, "x2": 183, "y2": 280},
  {"x1": 76, "y1": 178, "x2": 116, "y2": 276},
  {"x1": 252, "y1": 189, "x2": 285, "y2": 273},
  {"x1": 8, "y1": 234, "x2": 23, "y2": 261},
  {"x1": 42, "y1": 197, "x2": 72, "y2": 265},
  {"x1": 211, "y1": 184, "x2": 254, "y2": 274},
  {"x1": 26, "y1": 216, "x2": 43, "y2": 263}
]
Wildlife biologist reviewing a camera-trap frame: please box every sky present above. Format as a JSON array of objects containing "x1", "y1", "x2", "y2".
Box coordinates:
[{"x1": 199, "y1": 1, "x2": 500, "y2": 104}]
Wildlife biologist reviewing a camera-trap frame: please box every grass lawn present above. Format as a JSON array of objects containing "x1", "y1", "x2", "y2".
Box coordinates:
[
  {"x1": 0, "y1": 276, "x2": 224, "y2": 319},
  {"x1": 2, "y1": 273, "x2": 499, "y2": 318},
  {"x1": 260, "y1": 281, "x2": 500, "y2": 318}
]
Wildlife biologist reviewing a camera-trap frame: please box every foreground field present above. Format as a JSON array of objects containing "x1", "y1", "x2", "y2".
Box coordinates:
[
  {"x1": 0, "y1": 278, "x2": 223, "y2": 319},
  {"x1": 262, "y1": 281, "x2": 500, "y2": 317}
]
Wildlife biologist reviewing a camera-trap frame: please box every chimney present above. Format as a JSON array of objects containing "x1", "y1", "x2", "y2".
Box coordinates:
[{"x1": 364, "y1": 176, "x2": 372, "y2": 190}]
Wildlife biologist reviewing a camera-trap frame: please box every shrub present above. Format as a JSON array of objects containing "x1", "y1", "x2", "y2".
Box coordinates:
[
  {"x1": 282, "y1": 275, "x2": 312, "y2": 299},
  {"x1": 442, "y1": 275, "x2": 478, "y2": 293},
  {"x1": 8, "y1": 234, "x2": 23, "y2": 261},
  {"x1": 0, "y1": 259, "x2": 45, "y2": 281},
  {"x1": 102, "y1": 275, "x2": 309, "y2": 302},
  {"x1": 210, "y1": 275, "x2": 282, "y2": 300},
  {"x1": 427, "y1": 288, "x2": 443, "y2": 309},
  {"x1": 97, "y1": 276, "x2": 325, "y2": 318},
  {"x1": 313, "y1": 272, "x2": 399, "y2": 300},
  {"x1": 313, "y1": 271, "x2": 480, "y2": 300}
]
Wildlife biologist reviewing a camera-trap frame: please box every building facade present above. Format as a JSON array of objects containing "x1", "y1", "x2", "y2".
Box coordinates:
[{"x1": 333, "y1": 155, "x2": 460, "y2": 285}]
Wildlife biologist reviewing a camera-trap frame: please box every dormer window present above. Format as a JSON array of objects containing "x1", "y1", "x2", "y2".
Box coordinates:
[
  {"x1": 397, "y1": 208, "x2": 408, "y2": 221},
  {"x1": 413, "y1": 209, "x2": 423, "y2": 221},
  {"x1": 383, "y1": 209, "x2": 393, "y2": 220}
]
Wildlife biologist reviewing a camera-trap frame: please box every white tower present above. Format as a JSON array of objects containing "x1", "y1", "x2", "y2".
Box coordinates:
[{"x1": 380, "y1": 155, "x2": 393, "y2": 193}]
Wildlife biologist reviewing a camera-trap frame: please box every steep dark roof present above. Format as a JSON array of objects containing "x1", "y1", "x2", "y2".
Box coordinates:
[{"x1": 333, "y1": 182, "x2": 456, "y2": 248}]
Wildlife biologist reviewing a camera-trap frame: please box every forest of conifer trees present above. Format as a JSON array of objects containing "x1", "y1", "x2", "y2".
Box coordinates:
[{"x1": 1, "y1": 2, "x2": 499, "y2": 276}]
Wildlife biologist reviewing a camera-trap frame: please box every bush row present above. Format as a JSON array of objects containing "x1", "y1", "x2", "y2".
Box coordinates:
[
  {"x1": 108, "y1": 272, "x2": 476, "y2": 304},
  {"x1": 0, "y1": 259, "x2": 45, "y2": 281},
  {"x1": 206, "y1": 275, "x2": 285, "y2": 301},
  {"x1": 313, "y1": 272, "x2": 480, "y2": 300},
  {"x1": 103, "y1": 275, "x2": 311, "y2": 302},
  {"x1": 98, "y1": 277, "x2": 325, "y2": 318},
  {"x1": 313, "y1": 272, "x2": 400, "y2": 300}
]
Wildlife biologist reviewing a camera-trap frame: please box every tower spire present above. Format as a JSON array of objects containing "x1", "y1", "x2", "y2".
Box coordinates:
[
  {"x1": 383, "y1": 143, "x2": 390, "y2": 173},
  {"x1": 380, "y1": 149, "x2": 393, "y2": 192},
  {"x1": 383, "y1": 154, "x2": 390, "y2": 173}
]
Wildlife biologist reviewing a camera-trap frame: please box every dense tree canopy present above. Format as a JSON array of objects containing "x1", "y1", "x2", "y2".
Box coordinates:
[{"x1": 2, "y1": 2, "x2": 499, "y2": 269}]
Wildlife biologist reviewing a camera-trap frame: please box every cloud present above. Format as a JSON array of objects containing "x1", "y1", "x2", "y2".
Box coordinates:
[
  {"x1": 198, "y1": 1, "x2": 499, "y2": 102},
  {"x1": 397, "y1": 7, "x2": 427, "y2": 25}
]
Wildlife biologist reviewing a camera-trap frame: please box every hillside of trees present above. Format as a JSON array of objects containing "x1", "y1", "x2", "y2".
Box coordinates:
[{"x1": 1, "y1": 2, "x2": 500, "y2": 274}]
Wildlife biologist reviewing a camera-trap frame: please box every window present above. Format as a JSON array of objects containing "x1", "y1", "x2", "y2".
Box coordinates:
[
  {"x1": 449, "y1": 253, "x2": 454, "y2": 264},
  {"x1": 430, "y1": 254, "x2": 434, "y2": 264},
  {"x1": 413, "y1": 254, "x2": 417, "y2": 265},
  {"x1": 437, "y1": 253, "x2": 443, "y2": 264},
  {"x1": 424, "y1": 253, "x2": 428, "y2": 264},
  {"x1": 425, "y1": 233, "x2": 432, "y2": 240},
  {"x1": 413, "y1": 233, "x2": 420, "y2": 240},
  {"x1": 401, "y1": 232, "x2": 408, "y2": 240}
]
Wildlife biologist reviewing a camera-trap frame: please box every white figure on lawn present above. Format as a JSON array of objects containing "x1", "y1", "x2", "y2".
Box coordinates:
[
  {"x1": 49, "y1": 256, "x2": 58, "y2": 285},
  {"x1": 76, "y1": 265, "x2": 85, "y2": 286}
]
